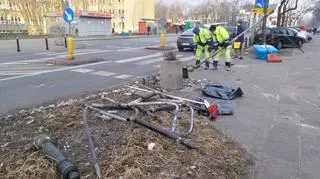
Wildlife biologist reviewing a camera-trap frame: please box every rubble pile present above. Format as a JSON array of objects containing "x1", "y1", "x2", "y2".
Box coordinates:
[{"x1": 0, "y1": 77, "x2": 252, "y2": 179}]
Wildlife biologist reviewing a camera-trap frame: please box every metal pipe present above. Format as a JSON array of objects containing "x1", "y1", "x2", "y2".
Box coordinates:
[
  {"x1": 95, "y1": 107, "x2": 196, "y2": 149},
  {"x1": 128, "y1": 85, "x2": 205, "y2": 105},
  {"x1": 34, "y1": 134, "x2": 80, "y2": 179},
  {"x1": 133, "y1": 118, "x2": 197, "y2": 149},
  {"x1": 83, "y1": 107, "x2": 102, "y2": 179}
]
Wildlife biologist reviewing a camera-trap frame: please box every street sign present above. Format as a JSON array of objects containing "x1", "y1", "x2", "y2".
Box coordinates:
[
  {"x1": 63, "y1": 7, "x2": 74, "y2": 23},
  {"x1": 251, "y1": 8, "x2": 273, "y2": 14},
  {"x1": 255, "y1": 0, "x2": 269, "y2": 8}
]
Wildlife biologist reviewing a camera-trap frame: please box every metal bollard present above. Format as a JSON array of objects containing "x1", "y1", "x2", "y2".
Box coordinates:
[
  {"x1": 160, "y1": 33, "x2": 165, "y2": 47},
  {"x1": 16, "y1": 37, "x2": 20, "y2": 52},
  {"x1": 34, "y1": 134, "x2": 80, "y2": 179},
  {"x1": 64, "y1": 36, "x2": 67, "y2": 48},
  {"x1": 45, "y1": 37, "x2": 49, "y2": 50},
  {"x1": 67, "y1": 37, "x2": 74, "y2": 60}
]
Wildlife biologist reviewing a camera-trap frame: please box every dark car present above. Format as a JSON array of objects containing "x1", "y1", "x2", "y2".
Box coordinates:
[
  {"x1": 254, "y1": 27, "x2": 304, "y2": 49},
  {"x1": 177, "y1": 29, "x2": 194, "y2": 51},
  {"x1": 225, "y1": 25, "x2": 237, "y2": 40}
]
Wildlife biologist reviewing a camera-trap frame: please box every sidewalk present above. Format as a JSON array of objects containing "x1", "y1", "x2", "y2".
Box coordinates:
[{"x1": 189, "y1": 38, "x2": 320, "y2": 178}]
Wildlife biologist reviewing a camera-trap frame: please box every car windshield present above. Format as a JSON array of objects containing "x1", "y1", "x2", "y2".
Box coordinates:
[
  {"x1": 290, "y1": 28, "x2": 299, "y2": 33},
  {"x1": 182, "y1": 29, "x2": 194, "y2": 36}
]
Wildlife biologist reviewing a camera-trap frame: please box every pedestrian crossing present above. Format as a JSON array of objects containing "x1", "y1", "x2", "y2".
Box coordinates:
[
  {"x1": 0, "y1": 62, "x2": 60, "y2": 77},
  {"x1": 0, "y1": 52, "x2": 195, "y2": 81},
  {"x1": 67, "y1": 53, "x2": 195, "y2": 80}
]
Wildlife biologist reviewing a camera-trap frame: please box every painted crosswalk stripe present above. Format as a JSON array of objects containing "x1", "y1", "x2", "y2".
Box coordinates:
[
  {"x1": 115, "y1": 53, "x2": 162, "y2": 63},
  {"x1": 70, "y1": 68, "x2": 95, "y2": 73},
  {"x1": 91, "y1": 71, "x2": 115, "y2": 77},
  {"x1": 115, "y1": 74, "x2": 133, "y2": 79},
  {"x1": 136, "y1": 55, "x2": 183, "y2": 65}
]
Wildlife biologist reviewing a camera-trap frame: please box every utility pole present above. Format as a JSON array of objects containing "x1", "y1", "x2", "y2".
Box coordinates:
[{"x1": 261, "y1": 0, "x2": 269, "y2": 44}]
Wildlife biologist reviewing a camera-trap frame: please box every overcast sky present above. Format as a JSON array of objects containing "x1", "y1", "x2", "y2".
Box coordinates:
[
  {"x1": 161, "y1": 0, "x2": 201, "y2": 5},
  {"x1": 161, "y1": 0, "x2": 277, "y2": 5}
]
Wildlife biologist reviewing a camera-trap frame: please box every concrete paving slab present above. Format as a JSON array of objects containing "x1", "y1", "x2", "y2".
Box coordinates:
[{"x1": 189, "y1": 38, "x2": 320, "y2": 178}]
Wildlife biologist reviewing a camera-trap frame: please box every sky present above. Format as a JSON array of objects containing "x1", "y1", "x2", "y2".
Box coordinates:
[
  {"x1": 161, "y1": 0, "x2": 276, "y2": 5},
  {"x1": 161, "y1": 0, "x2": 201, "y2": 5}
]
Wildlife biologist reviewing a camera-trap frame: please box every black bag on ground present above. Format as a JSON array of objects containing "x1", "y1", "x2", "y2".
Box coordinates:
[{"x1": 202, "y1": 83, "x2": 243, "y2": 100}]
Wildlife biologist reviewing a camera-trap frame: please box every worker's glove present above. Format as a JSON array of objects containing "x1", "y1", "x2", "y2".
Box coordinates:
[
  {"x1": 222, "y1": 41, "x2": 230, "y2": 48},
  {"x1": 213, "y1": 43, "x2": 219, "y2": 51},
  {"x1": 193, "y1": 43, "x2": 198, "y2": 49}
]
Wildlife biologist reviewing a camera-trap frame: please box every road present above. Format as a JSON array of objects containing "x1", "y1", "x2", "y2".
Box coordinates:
[{"x1": 0, "y1": 35, "x2": 196, "y2": 114}]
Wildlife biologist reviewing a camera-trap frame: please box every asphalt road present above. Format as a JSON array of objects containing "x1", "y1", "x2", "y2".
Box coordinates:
[{"x1": 0, "y1": 35, "x2": 197, "y2": 114}]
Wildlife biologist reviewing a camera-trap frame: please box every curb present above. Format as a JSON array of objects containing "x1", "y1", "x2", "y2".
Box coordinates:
[{"x1": 48, "y1": 58, "x2": 105, "y2": 66}]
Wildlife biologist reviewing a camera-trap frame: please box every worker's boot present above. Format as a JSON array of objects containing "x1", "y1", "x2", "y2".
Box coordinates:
[
  {"x1": 213, "y1": 61, "x2": 218, "y2": 70},
  {"x1": 225, "y1": 62, "x2": 231, "y2": 71},
  {"x1": 205, "y1": 61, "x2": 210, "y2": 70},
  {"x1": 195, "y1": 60, "x2": 200, "y2": 66}
]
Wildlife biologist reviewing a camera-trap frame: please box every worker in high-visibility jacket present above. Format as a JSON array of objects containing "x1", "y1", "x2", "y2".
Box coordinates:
[
  {"x1": 209, "y1": 24, "x2": 232, "y2": 71},
  {"x1": 193, "y1": 26, "x2": 213, "y2": 70}
]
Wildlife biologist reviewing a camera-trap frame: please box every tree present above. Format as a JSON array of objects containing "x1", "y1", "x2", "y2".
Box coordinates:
[
  {"x1": 277, "y1": 0, "x2": 299, "y2": 27},
  {"x1": 155, "y1": 0, "x2": 168, "y2": 19}
]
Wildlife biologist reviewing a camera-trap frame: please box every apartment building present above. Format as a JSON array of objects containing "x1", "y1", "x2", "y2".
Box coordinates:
[
  {"x1": 0, "y1": 0, "x2": 27, "y2": 35},
  {"x1": 70, "y1": 0, "x2": 155, "y2": 33}
]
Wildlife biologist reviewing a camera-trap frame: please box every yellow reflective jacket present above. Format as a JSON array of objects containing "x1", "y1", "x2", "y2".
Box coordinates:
[
  {"x1": 212, "y1": 26, "x2": 230, "y2": 44},
  {"x1": 193, "y1": 28, "x2": 211, "y2": 46}
]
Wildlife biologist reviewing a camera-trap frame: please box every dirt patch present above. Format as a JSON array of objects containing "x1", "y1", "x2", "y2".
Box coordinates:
[{"x1": 0, "y1": 81, "x2": 253, "y2": 179}]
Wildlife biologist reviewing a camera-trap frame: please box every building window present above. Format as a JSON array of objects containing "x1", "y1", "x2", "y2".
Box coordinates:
[
  {"x1": 113, "y1": 22, "x2": 115, "y2": 27},
  {"x1": 118, "y1": 0, "x2": 121, "y2": 3},
  {"x1": 119, "y1": 10, "x2": 121, "y2": 15},
  {"x1": 122, "y1": 9, "x2": 124, "y2": 14}
]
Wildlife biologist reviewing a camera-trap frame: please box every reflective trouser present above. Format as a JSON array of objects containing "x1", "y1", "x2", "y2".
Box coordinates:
[
  {"x1": 234, "y1": 42, "x2": 243, "y2": 58},
  {"x1": 213, "y1": 45, "x2": 232, "y2": 62},
  {"x1": 195, "y1": 45, "x2": 210, "y2": 61}
]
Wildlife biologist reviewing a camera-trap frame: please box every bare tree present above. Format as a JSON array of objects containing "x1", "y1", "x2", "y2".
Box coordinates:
[
  {"x1": 155, "y1": 0, "x2": 168, "y2": 20},
  {"x1": 277, "y1": 0, "x2": 299, "y2": 27}
]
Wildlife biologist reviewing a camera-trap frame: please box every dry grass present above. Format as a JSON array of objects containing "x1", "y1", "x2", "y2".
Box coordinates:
[{"x1": 0, "y1": 87, "x2": 253, "y2": 179}]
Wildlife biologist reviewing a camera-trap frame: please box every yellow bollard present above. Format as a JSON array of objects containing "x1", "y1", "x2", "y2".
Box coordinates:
[
  {"x1": 67, "y1": 37, "x2": 74, "y2": 60},
  {"x1": 160, "y1": 33, "x2": 165, "y2": 47}
]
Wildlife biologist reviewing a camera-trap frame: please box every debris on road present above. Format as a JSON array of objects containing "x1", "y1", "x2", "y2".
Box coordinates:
[
  {"x1": 0, "y1": 77, "x2": 252, "y2": 178},
  {"x1": 34, "y1": 134, "x2": 80, "y2": 179}
]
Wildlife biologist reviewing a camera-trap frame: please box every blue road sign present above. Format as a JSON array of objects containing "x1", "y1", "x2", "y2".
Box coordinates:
[
  {"x1": 255, "y1": 0, "x2": 269, "y2": 8},
  {"x1": 63, "y1": 7, "x2": 74, "y2": 23}
]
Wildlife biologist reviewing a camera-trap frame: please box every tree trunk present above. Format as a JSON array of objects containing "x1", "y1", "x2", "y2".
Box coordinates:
[
  {"x1": 281, "y1": 4, "x2": 287, "y2": 27},
  {"x1": 277, "y1": 6, "x2": 283, "y2": 27}
]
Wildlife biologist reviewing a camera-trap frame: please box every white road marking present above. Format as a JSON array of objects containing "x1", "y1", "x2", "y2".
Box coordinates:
[
  {"x1": 0, "y1": 50, "x2": 110, "y2": 66},
  {"x1": 91, "y1": 71, "x2": 116, "y2": 77},
  {"x1": 136, "y1": 55, "x2": 183, "y2": 65},
  {"x1": 115, "y1": 53, "x2": 162, "y2": 63},
  {"x1": 0, "y1": 61, "x2": 112, "y2": 82},
  {"x1": 115, "y1": 74, "x2": 133, "y2": 79},
  {"x1": 70, "y1": 68, "x2": 95, "y2": 73},
  {"x1": 0, "y1": 72, "x2": 29, "y2": 75}
]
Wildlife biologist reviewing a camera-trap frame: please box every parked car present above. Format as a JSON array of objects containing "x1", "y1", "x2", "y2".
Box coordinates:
[
  {"x1": 177, "y1": 29, "x2": 194, "y2": 51},
  {"x1": 254, "y1": 27, "x2": 304, "y2": 49},
  {"x1": 289, "y1": 27, "x2": 312, "y2": 42}
]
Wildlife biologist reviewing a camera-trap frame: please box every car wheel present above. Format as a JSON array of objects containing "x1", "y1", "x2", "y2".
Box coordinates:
[
  {"x1": 276, "y1": 41, "x2": 282, "y2": 50},
  {"x1": 178, "y1": 46, "x2": 184, "y2": 51},
  {"x1": 297, "y1": 40, "x2": 303, "y2": 48}
]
